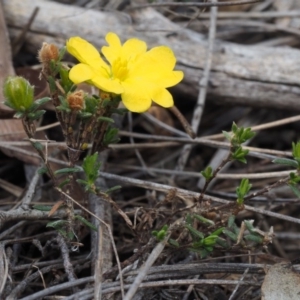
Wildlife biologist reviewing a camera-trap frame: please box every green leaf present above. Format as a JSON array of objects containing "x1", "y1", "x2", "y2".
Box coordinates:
[
  {"x1": 103, "y1": 127, "x2": 120, "y2": 146},
  {"x1": 111, "y1": 108, "x2": 128, "y2": 115},
  {"x1": 168, "y1": 239, "x2": 179, "y2": 247},
  {"x1": 58, "y1": 46, "x2": 66, "y2": 61},
  {"x1": 32, "y1": 97, "x2": 51, "y2": 109},
  {"x1": 203, "y1": 236, "x2": 218, "y2": 246},
  {"x1": 223, "y1": 229, "x2": 237, "y2": 241},
  {"x1": 272, "y1": 158, "x2": 298, "y2": 168},
  {"x1": 244, "y1": 234, "x2": 263, "y2": 243},
  {"x1": 33, "y1": 205, "x2": 52, "y2": 211},
  {"x1": 77, "y1": 179, "x2": 88, "y2": 185},
  {"x1": 97, "y1": 116, "x2": 115, "y2": 123},
  {"x1": 200, "y1": 166, "x2": 213, "y2": 181},
  {"x1": 84, "y1": 96, "x2": 98, "y2": 114},
  {"x1": 48, "y1": 76, "x2": 56, "y2": 93},
  {"x1": 58, "y1": 178, "x2": 70, "y2": 188},
  {"x1": 75, "y1": 215, "x2": 97, "y2": 231},
  {"x1": 292, "y1": 141, "x2": 300, "y2": 161},
  {"x1": 55, "y1": 167, "x2": 81, "y2": 175},
  {"x1": 105, "y1": 185, "x2": 122, "y2": 194},
  {"x1": 289, "y1": 184, "x2": 300, "y2": 198},
  {"x1": 210, "y1": 227, "x2": 224, "y2": 236},
  {"x1": 244, "y1": 220, "x2": 255, "y2": 233},
  {"x1": 59, "y1": 67, "x2": 73, "y2": 93},
  {"x1": 236, "y1": 178, "x2": 252, "y2": 204},
  {"x1": 193, "y1": 214, "x2": 215, "y2": 225},
  {"x1": 231, "y1": 122, "x2": 238, "y2": 133},
  {"x1": 31, "y1": 141, "x2": 44, "y2": 151},
  {"x1": 46, "y1": 220, "x2": 67, "y2": 229},
  {"x1": 28, "y1": 110, "x2": 46, "y2": 121},
  {"x1": 231, "y1": 146, "x2": 249, "y2": 164},
  {"x1": 38, "y1": 166, "x2": 48, "y2": 175},
  {"x1": 79, "y1": 112, "x2": 92, "y2": 119},
  {"x1": 13, "y1": 111, "x2": 24, "y2": 118},
  {"x1": 189, "y1": 247, "x2": 212, "y2": 259},
  {"x1": 228, "y1": 215, "x2": 235, "y2": 228},
  {"x1": 82, "y1": 152, "x2": 101, "y2": 185},
  {"x1": 185, "y1": 224, "x2": 204, "y2": 240},
  {"x1": 186, "y1": 214, "x2": 193, "y2": 226},
  {"x1": 222, "y1": 130, "x2": 232, "y2": 142},
  {"x1": 216, "y1": 237, "x2": 229, "y2": 248}
]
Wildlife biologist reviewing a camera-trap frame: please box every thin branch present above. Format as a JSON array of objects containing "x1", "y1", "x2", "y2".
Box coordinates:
[
  {"x1": 124, "y1": 233, "x2": 171, "y2": 300},
  {"x1": 129, "y1": 0, "x2": 262, "y2": 9},
  {"x1": 228, "y1": 268, "x2": 249, "y2": 300},
  {"x1": 99, "y1": 172, "x2": 300, "y2": 225},
  {"x1": 174, "y1": 0, "x2": 218, "y2": 173}
]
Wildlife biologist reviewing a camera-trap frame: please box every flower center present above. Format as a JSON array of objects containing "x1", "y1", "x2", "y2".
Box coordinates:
[{"x1": 111, "y1": 58, "x2": 129, "y2": 81}]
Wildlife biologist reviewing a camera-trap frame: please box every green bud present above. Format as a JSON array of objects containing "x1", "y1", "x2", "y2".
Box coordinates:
[{"x1": 3, "y1": 76, "x2": 34, "y2": 111}]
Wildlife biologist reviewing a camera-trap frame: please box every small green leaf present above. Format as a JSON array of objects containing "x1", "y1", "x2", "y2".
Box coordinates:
[
  {"x1": 244, "y1": 220, "x2": 255, "y2": 233},
  {"x1": 58, "y1": 46, "x2": 66, "y2": 61},
  {"x1": 33, "y1": 205, "x2": 52, "y2": 211},
  {"x1": 55, "y1": 167, "x2": 81, "y2": 175},
  {"x1": 28, "y1": 110, "x2": 46, "y2": 121},
  {"x1": 222, "y1": 130, "x2": 232, "y2": 142},
  {"x1": 13, "y1": 111, "x2": 25, "y2": 119},
  {"x1": 75, "y1": 215, "x2": 97, "y2": 231},
  {"x1": 228, "y1": 215, "x2": 235, "y2": 228},
  {"x1": 79, "y1": 112, "x2": 92, "y2": 119},
  {"x1": 97, "y1": 116, "x2": 115, "y2": 123},
  {"x1": 111, "y1": 108, "x2": 128, "y2": 115},
  {"x1": 32, "y1": 141, "x2": 44, "y2": 151},
  {"x1": 168, "y1": 239, "x2": 179, "y2": 247},
  {"x1": 105, "y1": 185, "x2": 122, "y2": 194},
  {"x1": 272, "y1": 158, "x2": 298, "y2": 168},
  {"x1": 193, "y1": 214, "x2": 215, "y2": 225},
  {"x1": 46, "y1": 220, "x2": 66, "y2": 229},
  {"x1": 185, "y1": 224, "x2": 204, "y2": 240},
  {"x1": 203, "y1": 236, "x2": 218, "y2": 246},
  {"x1": 38, "y1": 166, "x2": 48, "y2": 175},
  {"x1": 292, "y1": 142, "x2": 300, "y2": 161},
  {"x1": 186, "y1": 214, "x2": 193, "y2": 226},
  {"x1": 103, "y1": 127, "x2": 120, "y2": 146},
  {"x1": 58, "y1": 178, "x2": 70, "y2": 188},
  {"x1": 30, "y1": 97, "x2": 51, "y2": 111},
  {"x1": 82, "y1": 152, "x2": 101, "y2": 185},
  {"x1": 200, "y1": 166, "x2": 213, "y2": 181},
  {"x1": 59, "y1": 67, "x2": 73, "y2": 93},
  {"x1": 289, "y1": 184, "x2": 300, "y2": 198},
  {"x1": 210, "y1": 227, "x2": 224, "y2": 236},
  {"x1": 223, "y1": 229, "x2": 237, "y2": 241},
  {"x1": 216, "y1": 237, "x2": 229, "y2": 248},
  {"x1": 236, "y1": 178, "x2": 252, "y2": 204},
  {"x1": 244, "y1": 234, "x2": 263, "y2": 243},
  {"x1": 48, "y1": 76, "x2": 56, "y2": 93}
]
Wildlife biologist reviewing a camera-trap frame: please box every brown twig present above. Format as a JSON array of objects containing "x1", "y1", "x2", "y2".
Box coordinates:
[{"x1": 129, "y1": 0, "x2": 262, "y2": 9}]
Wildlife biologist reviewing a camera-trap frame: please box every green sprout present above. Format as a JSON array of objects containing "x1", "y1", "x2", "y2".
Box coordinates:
[
  {"x1": 152, "y1": 225, "x2": 169, "y2": 241},
  {"x1": 236, "y1": 178, "x2": 252, "y2": 205},
  {"x1": 201, "y1": 166, "x2": 213, "y2": 180}
]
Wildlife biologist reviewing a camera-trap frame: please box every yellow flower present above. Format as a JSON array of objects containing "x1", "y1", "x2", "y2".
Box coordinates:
[{"x1": 67, "y1": 32, "x2": 183, "y2": 113}]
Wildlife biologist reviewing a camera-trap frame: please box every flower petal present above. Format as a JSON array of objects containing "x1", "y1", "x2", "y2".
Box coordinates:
[
  {"x1": 131, "y1": 46, "x2": 177, "y2": 75},
  {"x1": 122, "y1": 38, "x2": 147, "y2": 61},
  {"x1": 102, "y1": 32, "x2": 122, "y2": 64},
  {"x1": 151, "y1": 87, "x2": 174, "y2": 108},
  {"x1": 91, "y1": 76, "x2": 124, "y2": 94},
  {"x1": 121, "y1": 81, "x2": 152, "y2": 113},
  {"x1": 69, "y1": 63, "x2": 94, "y2": 84},
  {"x1": 67, "y1": 37, "x2": 101, "y2": 65},
  {"x1": 130, "y1": 69, "x2": 184, "y2": 88}
]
